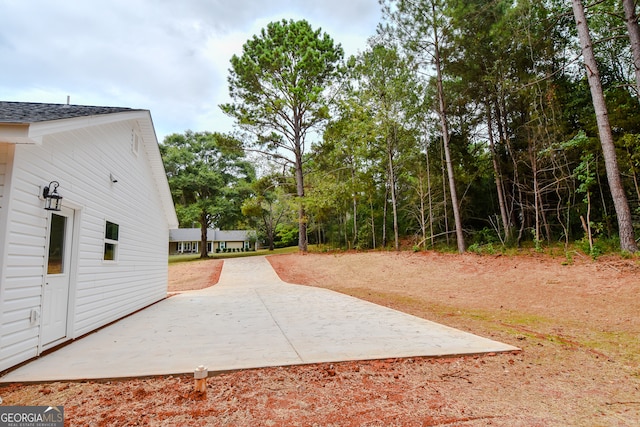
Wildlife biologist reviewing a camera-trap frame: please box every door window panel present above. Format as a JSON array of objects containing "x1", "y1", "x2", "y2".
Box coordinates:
[{"x1": 47, "y1": 214, "x2": 66, "y2": 274}]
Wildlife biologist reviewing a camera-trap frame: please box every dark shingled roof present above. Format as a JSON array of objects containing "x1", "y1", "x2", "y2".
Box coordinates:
[{"x1": 0, "y1": 101, "x2": 140, "y2": 124}]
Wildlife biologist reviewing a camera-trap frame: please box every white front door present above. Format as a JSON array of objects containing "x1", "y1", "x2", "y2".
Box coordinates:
[{"x1": 42, "y1": 206, "x2": 74, "y2": 346}]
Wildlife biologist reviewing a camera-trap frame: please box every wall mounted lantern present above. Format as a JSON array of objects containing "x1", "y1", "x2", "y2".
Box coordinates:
[{"x1": 42, "y1": 181, "x2": 63, "y2": 211}]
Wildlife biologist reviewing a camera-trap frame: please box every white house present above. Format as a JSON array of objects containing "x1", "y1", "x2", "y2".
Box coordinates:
[
  {"x1": 0, "y1": 101, "x2": 178, "y2": 372},
  {"x1": 169, "y1": 228, "x2": 257, "y2": 254}
]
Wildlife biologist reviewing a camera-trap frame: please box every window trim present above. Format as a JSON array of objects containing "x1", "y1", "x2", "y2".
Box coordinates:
[{"x1": 103, "y1": 220, "x2": 119, "y2": 262}]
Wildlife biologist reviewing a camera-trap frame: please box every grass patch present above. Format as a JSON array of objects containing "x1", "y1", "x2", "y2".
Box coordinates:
[
  {"x1": 168, "y1": 254, "x2": 202, "y2": 264},
  {"x1": 169, "y1": 246, "x2": 299, "y2": 263},
  {"x1": 326, "y1": 287, "x2": 509, "y2": 333},
  {"x1": 579, "y1": 330, "x2": 640, "y2": 366},
  {"x1": 323, "y1": 286, "x2": 640, "y2": 366}
]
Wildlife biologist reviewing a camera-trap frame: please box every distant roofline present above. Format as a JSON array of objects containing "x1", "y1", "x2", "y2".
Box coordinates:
[{"x1": 169, "y1": 228, "x2": 256, "y2": 242}]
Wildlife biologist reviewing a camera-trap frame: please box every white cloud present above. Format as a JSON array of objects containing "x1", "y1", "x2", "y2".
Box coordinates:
[{"x1": 0, "y1": 0, "x2": 381, "y2": 141}]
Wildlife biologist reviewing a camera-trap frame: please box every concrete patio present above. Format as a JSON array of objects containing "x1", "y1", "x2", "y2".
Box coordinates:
[{"x1": 0, "y1": 256, "x2": 518, "y2": 382}]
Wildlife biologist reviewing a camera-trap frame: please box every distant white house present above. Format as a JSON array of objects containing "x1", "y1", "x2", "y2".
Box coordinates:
[
  {"x1": 169, "y1": 228, "x2": 257, "y2": 254},
  {"x1": 0, "y1": 101, "x2": 178, "y2": 372}
]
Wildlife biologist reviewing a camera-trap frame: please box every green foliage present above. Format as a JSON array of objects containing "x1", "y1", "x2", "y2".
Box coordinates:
[
  {"x1": 565, "y1": 131, "x2": 597, "y2": 202},
  {"x1": 562, "y1": 251, "x2": 574, "y2": 265},
  {"x1": 620, "y1": 250, "x2": 633, "y2": 260},
  {"x1": 311, "y1": 41, "x2": 425, "y2": 251},
  {"x1": 582, "y1": 236, "x2": 624, "y2": 260},
  {"x1": 530, "y1": 229, "x2": 543, "y2": 253},
  {"x1": 471, "y1": 227, "x2": 500, "y2": 246},
  {"x1": 275, "y1": 223, "x2": 298, "y2": 248},
  {"x1": 197, "y1": 0, "x2": 640, "y2": 255},
  {"x1": 222, "y1": 19, "x2": 344, "y2": 251},
  {"x1": 578, "y1": 236, "x2": 602, "y2": 260},
  {"x1": 161, "y1": 131, "x2": 255, "y2": 257},
  {"x1": 469, "y1": 243, "x2": 497, "y2": 255},
  {"x1": 222, "y1": 19, "x2": 344, "y2": 138},
  {"x1": 241, "y1": 174, "x2": 295, "y2": 250},
  {"x1": 620, "y1": 134, "x2": 640, "y2": 167}
]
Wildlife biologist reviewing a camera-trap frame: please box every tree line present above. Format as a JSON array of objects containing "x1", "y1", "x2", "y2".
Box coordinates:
[{"x1": 162, "y1": 0, "x2": 640, "y2": 256}]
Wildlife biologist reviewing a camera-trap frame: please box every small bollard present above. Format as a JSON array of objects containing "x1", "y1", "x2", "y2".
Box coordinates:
[{"x1": 194, "y1": 365, "x2": 208, "y2": 394}]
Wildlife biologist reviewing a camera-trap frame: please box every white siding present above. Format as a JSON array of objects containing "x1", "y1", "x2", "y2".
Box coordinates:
[
  {"x1": 0, "y1": 140, "x2": 44, "y2": 370},
  {"x1": 0, "y1": 143, "x2": 7, "y2": 210},
  {"x1": 0, "y1": 143, "x2": 10, "y2": 252},
  {"x1": 0, "y1": 117, "x2": 171, "y2": 372}
]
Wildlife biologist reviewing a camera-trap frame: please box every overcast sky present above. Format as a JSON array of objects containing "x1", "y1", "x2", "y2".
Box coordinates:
[{"x1": 0, "y1": 0, "x2": 381, "y2": 142}]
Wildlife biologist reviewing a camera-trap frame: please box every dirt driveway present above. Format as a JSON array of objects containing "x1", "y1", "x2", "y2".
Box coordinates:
[{"x1": 2, "y1": 251, "x2": 639, "y2": 426}]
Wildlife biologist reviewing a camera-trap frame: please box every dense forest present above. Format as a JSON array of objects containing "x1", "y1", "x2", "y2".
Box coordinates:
[{"x1": 162, "y1": 0, "x2": 640, "y2": 255}]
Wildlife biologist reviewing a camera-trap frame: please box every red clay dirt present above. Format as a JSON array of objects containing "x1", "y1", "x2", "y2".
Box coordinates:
[{"x1": 1, "y1": 251, "x2": 639, "y2": 426}]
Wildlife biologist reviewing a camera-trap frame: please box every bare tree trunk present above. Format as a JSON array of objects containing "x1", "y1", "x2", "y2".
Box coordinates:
[
  {"x1": 623, "y1": 0, "x2": 640, "y2": 97},
  {"x1": 425, "y1": 139, "x2": 435, "y2": 248},
  {"x1": 388, "y1": 132, "x2": 400, "y2": 251},
  {"x1": 581, "y1": 191, "x2": 594, "y2": 253},
  {"x1": 432, "y1": 1, "x2": 465, "y2": 253},
  {"x1": 486, "y1": 102, "x2": 511, "y2": 242},
  {"x1": 267, "y1": 220, "x2": 275, "y2": 251},
  {"x1": 370, "y1": 197, "x2": 376, "y2": 249},
  {"x1": 294, "y1": 147, "x2": 308, "y2": 252},
  {"x1": 530, "y1": 142, "x2": 551, "y2": 243},
  {"x1": 382, "y1": 185, "x2": 388, "y2": 248},
  {"x1": 441, "y1": 144, "x2": 449, "y2": 246},
  {"x1": 572, "y1": 0, "x2": 638, "y2": 252},
  {"x1": 498, "y1": 100, "x2": 526, "y2": 246},
  {"x1": 352, "y1": 167, "x2": 358, "y2": 248},
  {"x1": 418, "y1": 170, "x2": 428, "y2": 250},
  {"x1": 345, "y1": 212, "x2": 350, "y2": 249},
  {"x1": 531, "y1": 144, "x2": 541, "y2": 245},
  {"x1": 199, "y1": 214, "x2": 209, "y2": 259},
  {"x1": 494, "y1": 97, "x2": 517, "y2": 229}
]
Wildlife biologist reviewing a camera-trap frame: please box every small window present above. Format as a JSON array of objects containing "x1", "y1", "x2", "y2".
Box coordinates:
[{"x1": 104, "y1": 221, "x2": 119, "y2": 261}]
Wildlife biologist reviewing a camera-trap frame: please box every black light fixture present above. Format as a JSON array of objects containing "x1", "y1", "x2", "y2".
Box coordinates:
[{"x1": 42, "y1": 181, "x2": 63, "y2": 211}]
